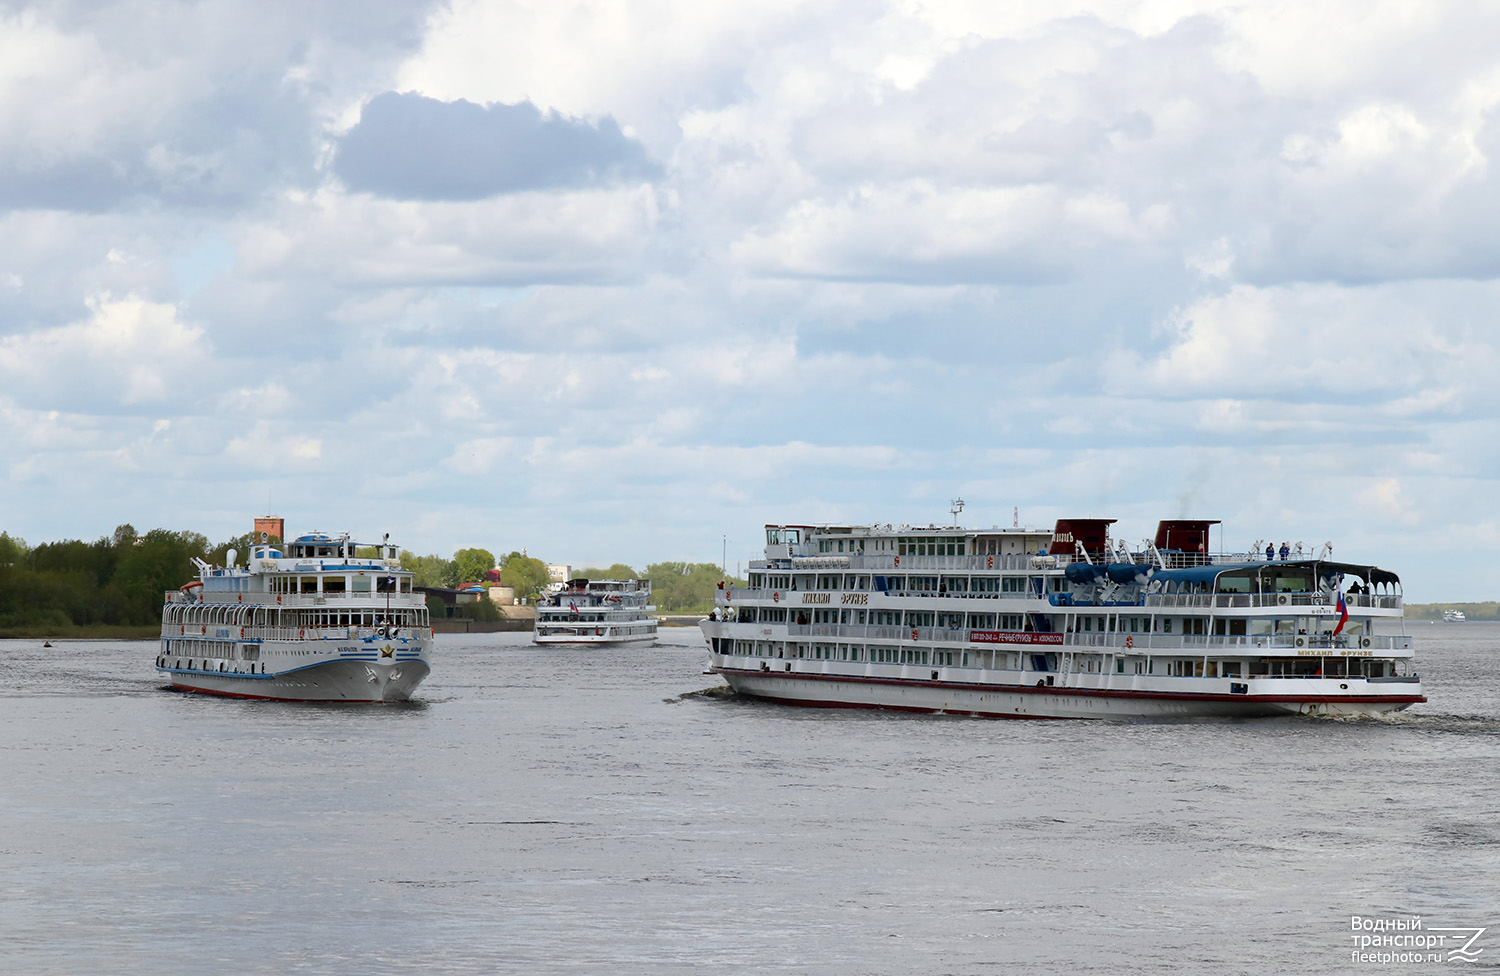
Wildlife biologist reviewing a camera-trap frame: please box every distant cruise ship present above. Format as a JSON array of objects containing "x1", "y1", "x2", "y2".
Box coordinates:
[
  {"x1": 536, "y1": 578, "x2": 657, "y2": 644},
  {"x1": 700, "y1": 518, "x2": 1423, "y2": 719}
]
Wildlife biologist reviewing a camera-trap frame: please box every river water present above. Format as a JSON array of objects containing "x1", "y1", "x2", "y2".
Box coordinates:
[{"x1": 2, "y1": 624, "x2": 1496, "y2": 974}]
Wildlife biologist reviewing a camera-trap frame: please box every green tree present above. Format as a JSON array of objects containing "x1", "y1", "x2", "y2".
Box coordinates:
[
  {"x1": 0, "y1": 523, "x2": 208, "y2": 631},
  {"x1": 455, "y1": 594, "x2": 502, "y2": 620},
  {"x1": 645, "y1": 562, "x2": 747, "y2": 612},
  {"x1": 499, "y1": 551, "x2": 550, "y2": 603},
  {"x1": 578, "y1": 563, "x2": 639, "y2": 580},
  {"x1": 0, "y1": 532, "x2": 28, "y2": 567},
  {"x1": 452, "y1": 547, "x2": 497, "y2": 586},
  {"x1": 206, "y1": 531, "x2": 258, "y2": 569},
  {"x1": 106, "y1": 528, "x2": 208, "y2": 624},
  {"x1": 401, "y1": 551, "x2": 456, "y2": 588}
]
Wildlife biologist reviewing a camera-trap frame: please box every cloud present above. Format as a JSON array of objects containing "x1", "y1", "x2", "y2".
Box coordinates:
[
  {"x1": 234, "y1": 185, "x2": 663, "y2": 286},
  {"x1": 0, "y1": 293, "x2": 213, "y2": 412},
  {"x1": 333, "y1": 92, "x2": 658, "y2": 200},
  {"x1": 732, "y1": 181, "x2": 1171, "y2": 283},
  {"x1": 1114, "y1": 281, "x2": 1493, "y2": 408}
]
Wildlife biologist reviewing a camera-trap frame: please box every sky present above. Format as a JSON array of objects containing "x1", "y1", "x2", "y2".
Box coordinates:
[{"x1": 1, "y1": 0, "x2": 1497, "y2": 601}]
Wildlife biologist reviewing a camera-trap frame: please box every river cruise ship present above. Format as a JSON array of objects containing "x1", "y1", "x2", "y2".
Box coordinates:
[
  {"x1": 700, "y1": 519, "x2": 1423, "y2": 719},
  {"x1": 158, "y1": 524, "x2": 431, "y2": 701},
  {"x1": 536, "y1": 578, "x2": 657, "y2": 644}
]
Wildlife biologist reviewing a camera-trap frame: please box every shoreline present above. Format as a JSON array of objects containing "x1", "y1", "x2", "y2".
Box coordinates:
[{"x1": 0, "y1": 625, "x2": 162, "y2": 641}]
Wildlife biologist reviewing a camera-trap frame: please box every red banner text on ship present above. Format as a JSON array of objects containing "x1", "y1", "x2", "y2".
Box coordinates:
[{"x1": 968, "y1": 631, "x2": 1065, "y2": 645}]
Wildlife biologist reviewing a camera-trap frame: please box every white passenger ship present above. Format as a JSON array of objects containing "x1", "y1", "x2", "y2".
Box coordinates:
[
  {"x1": 158, "y1": 523, "x2": 431, "y2": 701},
  {"x1": 535, "y1": 578, "x2": 657, "y2": 644},
  {"x1": 701, "y1": 519, "x2": 1424, "y2": 719}
]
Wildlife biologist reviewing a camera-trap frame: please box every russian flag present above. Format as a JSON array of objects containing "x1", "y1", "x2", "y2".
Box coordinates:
[{"x1": 1332, "y1": 590, "x2": 1348, "y2": 636}]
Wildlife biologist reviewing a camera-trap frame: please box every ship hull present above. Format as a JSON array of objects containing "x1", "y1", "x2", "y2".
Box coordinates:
[
  {"x1": 535, "y1": 629, "x2": 658, "y2": 645},
  {"x1": 159, "y1": 654, "x2": 429, "y2": 702},
  {"x1": 714, "y1": 666, "x2": 1422, "y2": 719}
]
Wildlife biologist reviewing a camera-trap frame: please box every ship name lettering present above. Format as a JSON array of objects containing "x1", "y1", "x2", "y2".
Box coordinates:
[
  {"x1": 840, "y1": 593, "x2": 868, "y2": 605},
  {"x1": 801, "y1": 593, "x2": 830, "y2": 604}
]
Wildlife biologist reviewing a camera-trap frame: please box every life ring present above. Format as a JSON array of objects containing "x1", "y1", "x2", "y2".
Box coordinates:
[
  {"x1": 200, "y1": 626, "x2": 206, "y2": 635},
  {"x1": 1125, "y1": 635, "x2": 1133, "y2": 649},
  {"x1": 299, "y1": 628, "x2": 305, "y2": 639},
  {"x1": 239, "y1": 627, "x2": 245, "y2": 638},
  {"x1": 773, "y1": 592, "x2": 780, "y2": 603},
  {"x1": 277, "y1": 594, "x2": 282, "y2": 604},
  {"x1": 237, "y1": 593, "x2": 242, "y2": 603},
  {"x1": 987, "y1": 555, "x2": 994, "y2": 568},
  {"x1": 911, "y1": 628, "x2": 919, "y2": 641},
  {"x1": 894, "y1": 555, "x2": 900, "y2": 566}
]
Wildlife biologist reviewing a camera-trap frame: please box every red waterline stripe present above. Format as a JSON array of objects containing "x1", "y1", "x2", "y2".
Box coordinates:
[{"x1": 713, "y1": 667, "x2": 1425, "y2": 706}]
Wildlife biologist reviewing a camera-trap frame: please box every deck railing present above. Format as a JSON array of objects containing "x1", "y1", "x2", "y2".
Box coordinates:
[
  {"x1": 777, "y1": 622, "x2": 1411, "y2": 652},
  {"x1": 164, "y1": 589, "x2": 426, "y2": 608},
  {"x1": 724, "y1": 588, "x2": 1402, "y2": 612}
]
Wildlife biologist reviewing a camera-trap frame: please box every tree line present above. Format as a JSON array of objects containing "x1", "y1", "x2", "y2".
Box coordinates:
[
  {"x1": 389, "y1": 552, "x2": 746, "y2": 612},
  {"x1": 0, "y1": 525, "x2": 747, "y2": 633},
  {"x1": 0, "y1": 524, "x2": 246, "y2": 631}
]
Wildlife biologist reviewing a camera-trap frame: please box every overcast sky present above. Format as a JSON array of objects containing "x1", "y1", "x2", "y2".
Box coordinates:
[{"x1": 1, "y1": 0, "x2": 1497, "y2": 600}]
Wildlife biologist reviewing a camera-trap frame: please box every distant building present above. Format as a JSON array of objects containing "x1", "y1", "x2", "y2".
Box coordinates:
[
  {"x1": 414, "y1": 585, "x2": 482, "y2": 618},
  {"x1": 255, "y1": 515, "x2": 285, "y2": 543},
  {"x1": 547, "y1": 564, "x2": 571, "y2": 583},
  {"x1": 488, "y1": 586, "x2": 516, "y2": 606}
]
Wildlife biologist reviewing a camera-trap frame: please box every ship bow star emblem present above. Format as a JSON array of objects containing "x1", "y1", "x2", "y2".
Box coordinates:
[{"x1": 381, "y1": 645, "x2": 395, "y2": 658}]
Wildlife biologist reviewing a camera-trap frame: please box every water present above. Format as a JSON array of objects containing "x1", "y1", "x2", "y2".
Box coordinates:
[{"x1": 2, "y1": 624, "x2": 1497, "y2": 974}]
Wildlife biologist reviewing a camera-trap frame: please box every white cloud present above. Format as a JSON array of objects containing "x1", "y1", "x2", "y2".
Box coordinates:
[
  {"x1": 237, "y1": 185, "x2": 663, "y2": 286},
  {"x1": 733, "y1": 182, "x2": 1170, "y2": 282},
  {"x1": 1114, "y1": 282, "x2": 1490, "y2": 404},
  {"x1": 0, "y1": 293, "x2": 211, "y2": 410}
]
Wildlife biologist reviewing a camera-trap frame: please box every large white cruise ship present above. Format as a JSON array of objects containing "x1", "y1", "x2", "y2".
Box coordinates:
[
  {"x1": 535, "y1": 578, "x2": 657, "y2": 644},
  {"x1": 700, "y1": 519, "x2": 1424, "y2": 719},
  {"x1": 157, "y1": 521, "x2": 431, "y2": 701}
]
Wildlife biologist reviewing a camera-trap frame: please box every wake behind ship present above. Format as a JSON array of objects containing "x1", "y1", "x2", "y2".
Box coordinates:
[
  {"x1": 158, "y1": 519, "x2": 431, "y2": 702},
  {"x1": 701, "y1": 518, "x2": 1424, "y2": 719}
]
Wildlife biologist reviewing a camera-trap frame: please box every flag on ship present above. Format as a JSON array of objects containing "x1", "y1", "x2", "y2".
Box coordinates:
[{"x1": 1332, "y1": 590, "x2": 1348, "y2": 636}]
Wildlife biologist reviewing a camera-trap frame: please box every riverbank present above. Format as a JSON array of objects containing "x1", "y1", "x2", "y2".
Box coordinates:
[
  {"x1": 1405, "y1": 602, "x2": 1500, "y2": 620},
  {"x1": 433, "y1": 618, "x2": 533, "y2": 633},
  {"x1": 0, "y1": 624, "x2": 162, "y2": 640}
]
